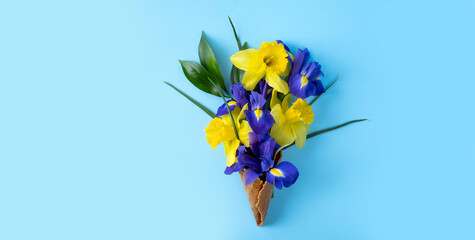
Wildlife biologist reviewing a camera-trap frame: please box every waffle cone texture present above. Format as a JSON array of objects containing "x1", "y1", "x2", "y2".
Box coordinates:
[{"x1": 238, "y1": 151, "x2": 282, "y2": 226}]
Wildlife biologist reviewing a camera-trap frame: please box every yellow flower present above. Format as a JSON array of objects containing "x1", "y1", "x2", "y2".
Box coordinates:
[
  {"x1": 204, "y1": 104, "x2": 252, "y2": 166},
  {"x1": 269, "y1": 90, "x2": 314, "y2": 148},
  {"x1": 230, "y1": 41, "x2": 290, "y2": 94}
]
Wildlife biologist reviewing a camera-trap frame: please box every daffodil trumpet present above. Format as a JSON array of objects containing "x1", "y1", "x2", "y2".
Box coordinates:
[{"x1": 167, "y1": 17, "x2": 366, "y2": 226}]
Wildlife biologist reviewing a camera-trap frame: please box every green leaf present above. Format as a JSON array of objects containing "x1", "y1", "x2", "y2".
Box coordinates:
[
  {"x1": 228, "y1": 16, "x2": 242, "y2": 50},
  {"x1": 163, "y1": 82, "x2": 215, "y2": 118},
  {"x1": 230, "y1": 42, "x2": 248, "y2": 85},
  {"x1": 307, "y1": 119, "x2": 367, "y2": 139},
  {"x1": 309, "y1": 74, "x2": 341, "y2": 105},
  {"x1": 198, "y1": 32, "x2": 227, "y2": 94},
  {"x1": 288, "y1": 119, "x2": 368, "y2": 147},
  {"x1": 230, "y1": 65, "x2": 241, "y2": 85},
  {"x1": 178, "y1": 60, "x2": 220, "y2": 97}
]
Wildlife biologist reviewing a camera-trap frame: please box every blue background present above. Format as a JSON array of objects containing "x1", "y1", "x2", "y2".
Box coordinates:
[{"x1": 1, "y1": 0, "x2": 474, "y2": 239}]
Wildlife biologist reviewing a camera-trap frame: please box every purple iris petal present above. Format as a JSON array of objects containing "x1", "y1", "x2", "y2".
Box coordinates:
[
  {"x1": 259, "y1": 137, "x2": 276, "y2": 173},
  {"x1": 239, "y1": 154, "x2": 262, "y2": 171},
  {"x1": 271, "y1": 161, "x2": 299, "y2": 189},
  {"x1": 224, "y1": 145, "x2": 247, "y2": 175},
  {"x1": 313, "y1": 79, "x2": 325, "y2": 96},
  {"x1": 249, "y1": 132, "x2": 264, "y2": 157},
  {"x1": 244, "y1": 109, "x2": 274, "y2": 135},
  {"x1": 245, "y1": 168, "x2": 261, "y2": 185},
  {"x1": 215, "y1": 100, "x2": 237, "y2": 117},
  {"x1": 276, "y1": 40, "x2": 290, "y2": 52},
  {"x1": 304, "y1": 62, "x2": 324, "y2": 81},
  {"x1": 288, "y1": 48, "x2": 325, "y2": 99},
  {"x1": 249, "y1": 132, "x2": 275, "y2": 158},
  {"x1": 259, "y1": 136, "x2": 276, "y2": 161},
  {"x1": 230, "y1": 83, "x2": 249, "y2": 108},
  {"x1": 249, "y1": 91, "x2": 266, "y2": 110},
  {"x1": 289, "y1": 73, "x2": 317, "y2": 99},
  {"x1": 224, "y1": 161, "x2": 244, "y2": 175},
  {"x1": 257, "y1": 80, "x2": 271, "y2": 98},
  {"x1": 244, "y1": 91, "x2": 274, "y2": 134},
  {"x1": 265, "y1": 173, "x2": 275, "y2": 185},
  {"x1": 261, "y1": 159, "x2": 271, "y2": 172},
  {"x1": 224, "y1": 166, "x2": 234, "y2": 175},
  {"x1": 290, "y1": 48, "x2": 310, "y2": 77}
]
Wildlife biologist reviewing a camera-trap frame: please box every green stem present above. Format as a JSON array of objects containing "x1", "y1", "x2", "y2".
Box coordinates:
[
  {"x1": 288, "y1": 119, "x2": 368, "y2": 147},
  {"x1": 228, "y1": 16, "x2": 242, "y2": 50},
  {"x1": 309, "y1": 75, "x2": 341, "y2": 105}
]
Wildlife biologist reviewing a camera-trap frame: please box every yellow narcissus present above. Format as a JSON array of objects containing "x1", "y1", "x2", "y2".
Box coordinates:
[
  {"x1": 204, "y1": 104, "x2": 252, "y2": 166},
  {"x1": 230, "y1": 41, "x2": 290, "y2": 94},
  {"x1": 269, "y1": 90, "x2": 314, "y2": 148}
]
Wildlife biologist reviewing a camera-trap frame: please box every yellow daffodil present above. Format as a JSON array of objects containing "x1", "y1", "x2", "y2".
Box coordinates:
[
  {"x1": 204, "y1": 104, "x2": 252, "y2": 166},
  {"x1": 230, "y1": 41, "x2": 290, "y2": 94},
  {"x1": 269, "y1": 90, "x2": 314, "y2": 148}
]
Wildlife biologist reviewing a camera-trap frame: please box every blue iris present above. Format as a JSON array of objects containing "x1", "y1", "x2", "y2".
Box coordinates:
[
  {"x1": 288, "y1": 48, "x2": 325, "y2": 99},
  {"x1": 230, "y1": 83, "x2": 249, "y2": 108},
  {"x1": 226, "y1": 133, "x2": 299, "y2": 189},
  {"x1": 215, "y1": 100, "x2": 237, "y2": 117},
  {"x1": 244, "y1": 91, "x2": 274, "y2": 134}
]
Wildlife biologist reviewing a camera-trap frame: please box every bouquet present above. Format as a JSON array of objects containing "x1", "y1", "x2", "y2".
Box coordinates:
[{"x1": 165, "y1": 17, "x2": 366, "y2": 226}]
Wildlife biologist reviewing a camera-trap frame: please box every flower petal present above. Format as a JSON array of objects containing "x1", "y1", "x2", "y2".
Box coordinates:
[
  {"x1": 249, "y1": 132, "x2": 265, "y2": 157},
  {"x1": 289, "y1": 73, "x2": 317, "y2": 99},
  {"x1": 265, "y1": 172, "x2": 275, "y2": 185},
  {"x1": 282, "y1": 94, "x2": 292, "y2": 112},
  {"x1": 260, "y1": 136, "x2": 276, "y2": 161},
  {"x1": 238, "y1": 120, "x2": 252, "y2": 147},
  {"x1": 245, "y1": 168, "x2": 261, "y2": 185},
  {"x1": 204, "y1": 118, "x2": 235, "y2": 149},
  {"x1": 270, "y1": 161, "x2": 299, "y2": 189},
  {"x1": 215, "y1": 100, "x2": 237, "y2": 117},
  {"x1": 230, "y1": 83, "x2": 249, "y2": 108},
  {"x1": 242, "y1": 68, "x2": 266, "y2": 91},
  {"x1": 270, "y1": 122, "x2": 295, "y2": 147},
  {"x1": 239, "y1": 154, "x2": 261, "y2": 170},
  {"x1": 292, "y1": 121, "x2": 309, "y2": 148},
  {"x1": 244, "y1": 109, "x2": 274, "y2": 134},
  {"x1": 270, "y1": 104, "x2": 286, "y2": 125},
  {"x1": 270, "y1": 89, "x2": 281, "y2": 109},
  {"x1": 249, "y1": 91, "x2": 266, "y2": 110},
  {"x1": 275, "y1": 40, "x2": 290, "y2": 52},
  {"x1": 290, "y1": 48, "x2": 310, "y2": 77},
  {"x1": 274, "y1": 179, "x2": 283, "y2": 189},
  {"x1": 224, "y1": 161, "x2": 244, "y2": 175},
  {"x1": 220, "y1": 105, "x2": 241, "y2": 126},
  {"x1": 303, "y1": 62, "x2": 323, "y2": 81},
  {"x1": 236, "y1": 103, "x2": 248, "y2": 122},
  {"x1": 224, "y1": 139, "x2": 240, "y2": 166},
  {"x1": 230, "y1": 48, "x2": 256, "y2": 71},
  {"x1": 312, "y1": 79, "x2": 325, "y2": 96},
  {"x1": 266, "y1": 70, "x2": 289, "y2": 94}
]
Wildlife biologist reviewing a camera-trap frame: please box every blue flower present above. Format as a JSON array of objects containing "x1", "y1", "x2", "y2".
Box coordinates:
[
  {"x1": 215, "y1": 100, "x2": 237, "y2": 117},
  {"x1": 230, "y1": 83, "x2": 249, "y2": 108},
  {"x1": 265, "y1": 161, "x2": 299, "y2": 190},
  {"x1": 244, "y1": 91, "x2": 274, "y2": 134},
  {"x1": 237, "y1": 133, "x2": 299, "y2": 189},
  {"x1": 224, "y1": 145, "x2": 246, "y2": 175},
  {"x1": 288, "y1": 48, "x2": 325, "y2": 99}
]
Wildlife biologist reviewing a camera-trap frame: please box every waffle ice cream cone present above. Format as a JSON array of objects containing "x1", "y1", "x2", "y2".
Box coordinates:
[{"x1": 238, "y1": 151, "x2": 282, "y2": 226}]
